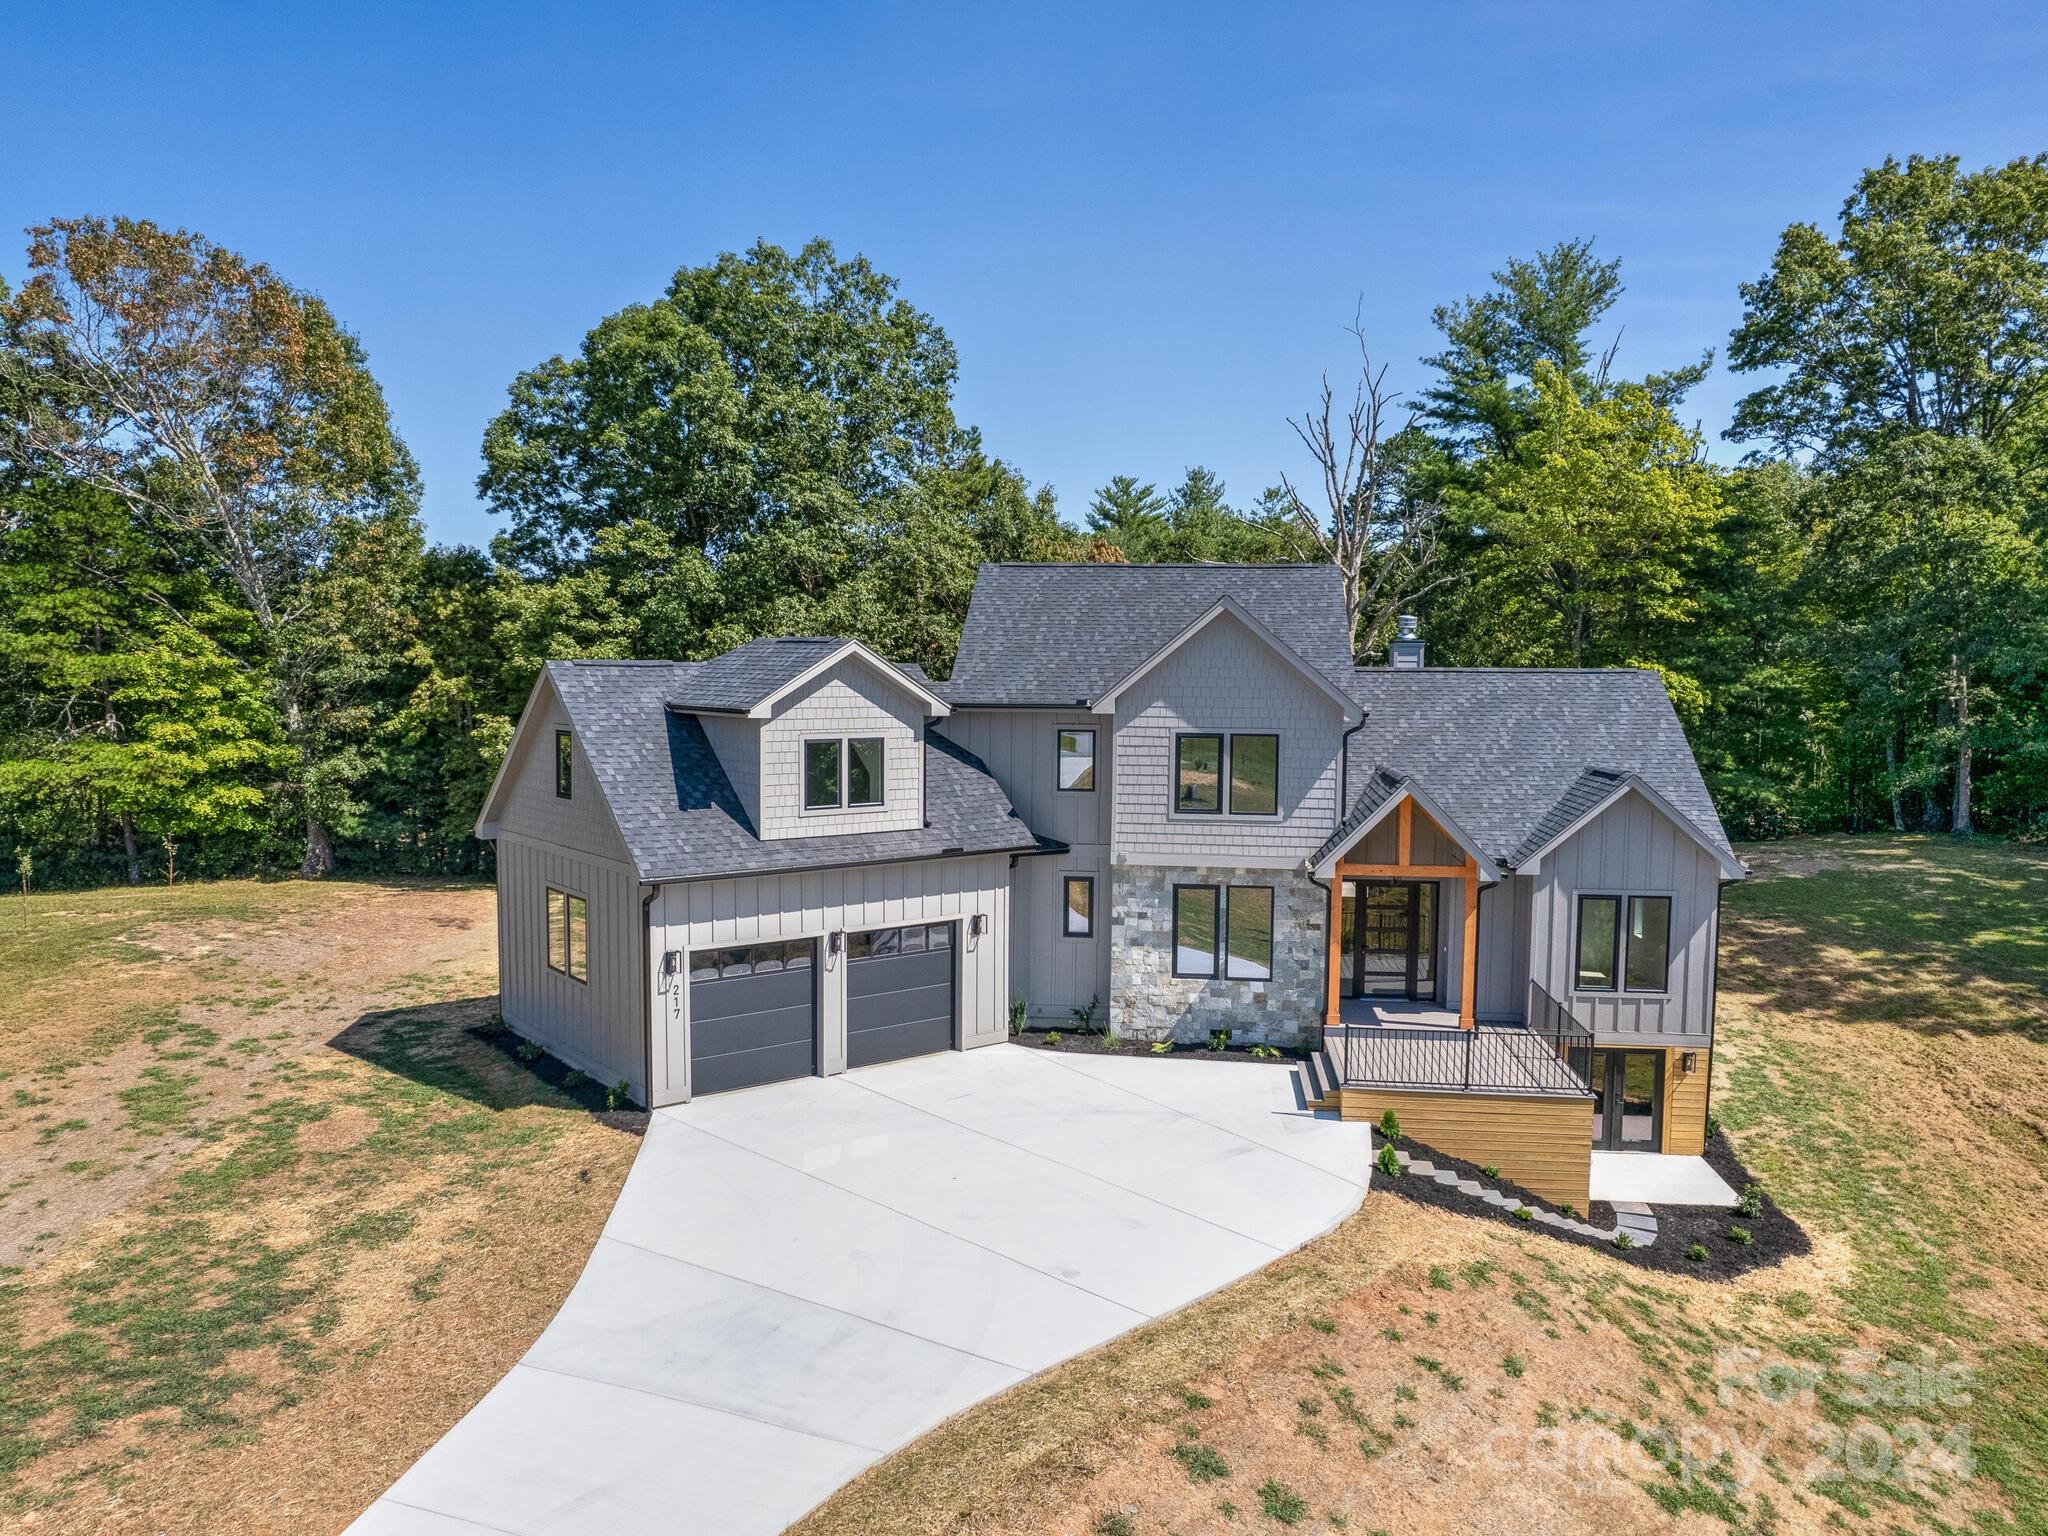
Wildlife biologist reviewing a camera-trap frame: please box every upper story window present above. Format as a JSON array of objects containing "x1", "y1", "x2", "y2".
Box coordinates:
[
  {"x1": 804, "y1": 736, "x2": 886, "y2": 812},
  {"x1": 1575, "y1": 893, "x2": 1673, "y2": 993},
  {"x1": 555, "y1": 730, "x2": 573, "y2": 799},
  {"x1": 1058, "y1": 728, "x2": 1096, "y2": 791},
  {"x1": 1174, "y1": 732, "x2": 1279, "y2": 817}
]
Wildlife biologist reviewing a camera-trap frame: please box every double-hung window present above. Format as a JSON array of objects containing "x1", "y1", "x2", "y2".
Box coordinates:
[
  {"x1": 1172, "y1": 884, "x2": 1274, "y2": 980},
  {"x1": 546, "y1": 887, "x2": 588, "y2": 982},
  {"x1": 1057, "y1": 728, "x2": 1096, "y2": 791},
  {"x1": 1174, "y1": 733, "x2": 1279, "y2": 817},
  {"x1": 1574, "y1": 893, "x2": 1673, "y2": 993},
  {"x1": 803, "y1": 736, "x2": 886, "y2": 811}
]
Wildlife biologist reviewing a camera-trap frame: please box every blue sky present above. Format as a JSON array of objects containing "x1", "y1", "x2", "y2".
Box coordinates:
[{"x1": 7, "y1": 2, "x2": 2046, "y2": 549}]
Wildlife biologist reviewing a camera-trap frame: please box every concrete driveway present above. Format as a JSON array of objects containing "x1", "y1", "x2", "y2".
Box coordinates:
[{"x1": 346, "y1": 1045, "x2": 1370, "y2": 1536}]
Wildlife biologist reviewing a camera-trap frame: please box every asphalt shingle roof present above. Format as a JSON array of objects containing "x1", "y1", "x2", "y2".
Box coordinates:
[
  {"x1": 1340, "y1": 669, "x2": 1735, "y2": 868},
  {"x1": 545, "y1": 661, "x2": 1042, "y2": 884},
  {"x1": 662, "y1": 636, "x2": 848, "y2": 713},
  {"x1": 944, "y1": 563, "x2": 1355, "y2": 706}
]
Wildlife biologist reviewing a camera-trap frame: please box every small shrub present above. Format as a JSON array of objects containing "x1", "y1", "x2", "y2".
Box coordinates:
[
  {"x1": 1378, "y1": 1107, "x2": 1401, "y2": 1143},
  {"x1": 1151, "y1": 1039, "x2": 1173, "y2": 1054},
  {"x1": 1479, "y1": 1163, "x2": 1501, "y2": 1179},
  {"x1": 1257, "y1": 1478, "x2": 1307, "y2": 1525},
  {"x1": 607, "y1": 1079, "x2": 633, "y2": 1111},
  {"x1": 1512, "y1": 1205, "x2": 1533, "y2": 1222},
  {"x1": 1736, "y1": 1182, "x2": 1764, "y2": 1219},
  {"x1": 514, "y1": 1039, "x2": 543, "y2": 1062},
  {"x1": 1687, "y1": 1242, "x2": 1709, "y2": 1262},
  {"x1": 1171, "y1": 1439, "x2": 1229, "y2": 1483},
  {"x1": 562, "y1": 1068, "x2": 589, "y2": 1091},
  {"x1": 1705, "y1": 1112, "x2": 1722, "y2": 1140},
  {"x1": 1250, "y1": 1044, "x2": 1280, "y2": 1060},
  {"x1": 1502, "y1": 1352, "x2": 1526, "y2": 1379},
  {"x1": 1045, "y1": 1031, "x2": 1062, "y2": 1048},
  {"x1": 1093, "y1": 1514, "x2": 1136, "y2": 1536},
  {"x1": 1613, "y1": 1230, "x2": 1635, "y2": 1250},
  {"x1": 1728, "y1": 1224, "x2": 1753, "y2": 1245},
  {"x1": 1375, "y1": 1143, "x2": 1401, "y2": 1177},
  {"x1": 1008, "y1": 996, "x2": 1026, "y2": 1037},
  {"x1": 1208, "y1": 1027, "x2": 1231, "y2": 1051},
  {"x1": 1071, "y1": 994, "x2": 1101, "y2": 1032},
  {"x1": 1557, "y1": 1202, "x2": 1578, "y2": 1219}
]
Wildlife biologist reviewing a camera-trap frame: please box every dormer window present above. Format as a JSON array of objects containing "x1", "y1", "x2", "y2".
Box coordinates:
[
  {"x1": 555, "y1": 730, "x2": 573, "y2": 799},
  {"x1": 804, "y1": 736, "x2": 886, "y2": 812}
]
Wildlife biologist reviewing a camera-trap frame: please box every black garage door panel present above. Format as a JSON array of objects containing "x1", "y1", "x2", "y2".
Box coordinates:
[
  {"x1": 846, "y1": 926, "x2": 955, "y2": 1070},
  {"x1": 690, "y1": 941, "x2": 816, "y2": 1096}
]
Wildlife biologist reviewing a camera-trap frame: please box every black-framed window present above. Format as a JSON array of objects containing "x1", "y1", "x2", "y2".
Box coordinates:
[
  {"x1": 1057, "y1": 728, "x2": 1096, "y2": 792},
  {"x1": 848, "y1": 736, "x2": 885, "y2": 807},
  {"x1": 1175, "y1": 734, "x2": 1222, "y2": 813},
  {"x1": 546, "y1": 886, "x2": 587, "y2": 982},
  {"x1": 1172, "y1": 884, "x2": 1219, "y2": 977},
  {"x1": 1228, "y1": 734, "x2": 1279, "y2": 817},
  {"x1": 1625, "y1": 896, "x2": 1673, "y2": 992},
  {"x1": 1224, "y1": 885, "x2": 1274, "y2": 979},
  {"x1": 803, "y1": 739, "x2": 842, "y2": 809},
  {"x1": 555, "y1": 730, "x2": 573, "y2": 799},
  {"x1": 1062, "y1": 875, "x2": 1094, "y2": 937},
  {"x1": 1575, "y1": 894, "x2": 1621, "y2": 991}
]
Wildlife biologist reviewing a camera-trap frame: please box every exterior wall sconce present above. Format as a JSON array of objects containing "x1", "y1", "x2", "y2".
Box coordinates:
[
  {"x1": 828, "y1": 930, "x2": 843, "y2": 956},
  {"x1": 1680, "y1": 1050, "x2": 1698, "y2": 1073},
  {"x1": 969, "y1": 913, "x2": 987, "y2": 937}
]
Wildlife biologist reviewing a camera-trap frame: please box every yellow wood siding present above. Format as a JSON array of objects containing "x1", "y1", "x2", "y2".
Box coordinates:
[
  {"x1": 1660, "y1": 1046, "x2": 1710, "y2": 1155},
  {"x1": 1338, "y1": 1087, "x2": 1592, "y2": 1208}
]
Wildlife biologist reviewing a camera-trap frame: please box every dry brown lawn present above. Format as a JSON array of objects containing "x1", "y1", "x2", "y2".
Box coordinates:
[
  {"x1": 794, "y1": 837, "x2": 2048, "y2": 1536},
  {"x1": 0, "y1": 878, "x2": 641, "y2": 1535}
]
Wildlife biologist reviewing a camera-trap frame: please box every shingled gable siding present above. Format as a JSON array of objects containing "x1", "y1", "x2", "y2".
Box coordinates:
[
  {"x1": 645, "y1": 853, "x2": 1012, "y2": 1105},
  {"x1": 489, "y1": 684, "x2": 647, "y2": 1103},
  {"x1": 1527, "y1": 788, "x2": 1723, "y2": 1045},
  {"x1": 695, "y1": 713, "x2": 762, "y2": 832},
  {"x1": 940, "y1": 708, "x2": 1113, "y2": 1019},
  {"x1": 1111, "y1": 611, "x2": 1344, "y2": 869},
  {"x1": 756, "y1": 658, "x2": 926, "y2": 841}
]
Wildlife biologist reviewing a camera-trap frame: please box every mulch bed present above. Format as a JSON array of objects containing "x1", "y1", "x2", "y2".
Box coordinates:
[
  {"x1": 471, "y1": 1020, "x2": 652, "y2": 1129},
  {"x1": 1010, "y1": 1026, "x2": 1306, "y2": 1066},
  {"x1": 1368, "y1": 1122, "x2": 1808, "y2": 1279}
]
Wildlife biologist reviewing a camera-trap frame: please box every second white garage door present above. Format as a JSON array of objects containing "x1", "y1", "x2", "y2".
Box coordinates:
[{"x1": 845, "y1": 922, "x2": 956, "y2": 1069}]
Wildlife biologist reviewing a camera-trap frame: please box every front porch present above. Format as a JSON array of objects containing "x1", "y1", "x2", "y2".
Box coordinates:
[{"x1": 1323, "y1": 989, "x2": 1592, "y2": 1097}]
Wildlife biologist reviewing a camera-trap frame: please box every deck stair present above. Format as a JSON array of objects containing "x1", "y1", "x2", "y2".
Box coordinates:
[{"x1": 1297, "y1": 1048, "x2": 1342, "y2": 1111}]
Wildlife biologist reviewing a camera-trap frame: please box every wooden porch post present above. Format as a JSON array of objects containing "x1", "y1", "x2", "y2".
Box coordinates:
[
  {"x1": 1325, "y1": 872, "x2": 1343, "y2": 1029},
  {"x1": 1460, "y1": 856, "x2": 1479, "y2": 1030}
]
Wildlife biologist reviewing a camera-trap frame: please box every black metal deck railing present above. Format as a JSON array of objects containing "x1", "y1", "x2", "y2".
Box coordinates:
[{"x1": 1331, "y1": 981, "x2": 1594, "y2": 1096}]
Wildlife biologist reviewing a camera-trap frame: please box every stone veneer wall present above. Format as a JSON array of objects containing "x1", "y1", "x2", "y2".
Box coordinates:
[{"x1": 1109, "y1": 863, "x2": 1326, "y2": 1046}]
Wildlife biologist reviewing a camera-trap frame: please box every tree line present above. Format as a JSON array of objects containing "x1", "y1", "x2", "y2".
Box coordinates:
[{"x1": 2, "y1": 153, "x2": 2044, "y2": 887}]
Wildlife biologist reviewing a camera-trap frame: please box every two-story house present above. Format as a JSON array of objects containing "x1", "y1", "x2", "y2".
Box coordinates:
[{"x1": 475, "y1": 563, "x2": 1743, "y2": 1204}]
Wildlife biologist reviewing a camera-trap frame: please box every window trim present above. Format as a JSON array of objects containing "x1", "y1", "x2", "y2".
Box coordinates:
[
  {"x1": 1171, "y1": 731, "x2": 1282, "y2": 820},
  {"x1": 545, "y1": 885, "x2": 589, "y2": 984},
  {"x1": 1223, "y1": 883, "x2": 1275, "y2": 980},
  {"x1": 1171, "y1": 882, "x2": 1220, "y2": 978},
  {"x1": 1056, "y1": 727, "x2": 1097, "y2": 793},
  {"x1": 1574, "y1": 893, "x2": 1622, "y2": 993},
  {"x1": 1061, "y1": 875, "x2": 1095, "y2": 938},
  {"x1": 555, "y1": 730, "x2": 573, "y2": 799},
  {"x1": 802, "y1": 736, "x2": 844, "y2": 812},
  {"x1": 1226, "y1": 733, "x2": 1280, "y2": 818},
  {"x1": 847, "y1": 735, "x2": 886, "y2": 808},
  {"x1": 1623, "y1": 893, "x2": 1675, "y2": 995},
  {"x1": 1172, "y1": 733, "x2": 1225, "y2": 816}
]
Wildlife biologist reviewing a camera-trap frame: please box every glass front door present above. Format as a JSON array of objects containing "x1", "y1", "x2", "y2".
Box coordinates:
[
  {"x1": 1347, "y1": 881, "x2": 1439, "y2": 1001},
  {"x1": 1589, "y1": 1049, "x2": 1663, "y2": 1151}
]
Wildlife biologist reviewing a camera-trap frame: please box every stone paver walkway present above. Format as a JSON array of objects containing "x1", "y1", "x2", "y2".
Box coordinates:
[{"x1": 1389, "y1": 1148, "x2": 1658, "y2": 1248}]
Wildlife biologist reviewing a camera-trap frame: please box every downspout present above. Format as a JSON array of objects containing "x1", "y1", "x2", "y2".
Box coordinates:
[
  {"x1": 1312, "y1": 710, "x2": 1371, "y2": 1064},
  {"x1": 640, "y1": 883, "x2": 661, "y2": 1110}
]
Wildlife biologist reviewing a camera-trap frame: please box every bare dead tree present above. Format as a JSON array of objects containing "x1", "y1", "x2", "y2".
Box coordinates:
[{"x1": 1281, "y1": 316, "x2": 1455, "y2": 656}]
